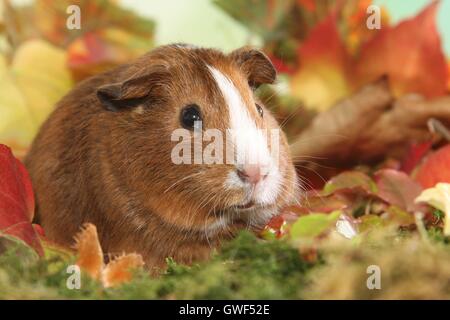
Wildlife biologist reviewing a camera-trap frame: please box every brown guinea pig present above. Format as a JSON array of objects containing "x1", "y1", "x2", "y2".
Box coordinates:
[{"x1": 25, "y1": 44, "x2": 298, "y2": 269}]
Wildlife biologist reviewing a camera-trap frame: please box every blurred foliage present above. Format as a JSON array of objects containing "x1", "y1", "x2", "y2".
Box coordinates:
[
  {"x1": 216, "y1": 0, "x2": 449, "y2": 139},
  {"x1": 0, "y1": 0, "x2": 155, "y2": 157}
]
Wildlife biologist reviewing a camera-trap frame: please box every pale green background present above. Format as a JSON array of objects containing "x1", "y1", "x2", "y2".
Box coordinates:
[{"x1": 120, "y1": 0, "x2": 450, "y2": 56}]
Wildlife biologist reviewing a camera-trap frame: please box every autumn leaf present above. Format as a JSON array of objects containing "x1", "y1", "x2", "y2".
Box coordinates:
[
  {"x1": 290, "y1": 210, "x2": 342, "y2": 239},
  {"x1": 297, "y1": 0, "x2": 315, "y2": 12},
  {"x1": 0, "y1": 144, "x2": 43, "y2": 255},
  {"x1": 67, "y1": 28, "x2": 151, "y2": 81},
  {"x1": 73, "y1": 223, "x2": 144, "y2": 287},
  {"x1": 213, "y1": 0, "x2": 293, "y2": 37},
  {"x1": 102, "y1": 254, "x2": 144, "y2": 288},
  {"x1": 73, "y1": 223, "x2": 104, "y2": 279},
  {"x1": 290, "y1": 12, "x2": 351, "y2": 111},
  {"x1": 375, "y1": 169, "x2": 423, "y2": 212},
  {"x1": 354, "y1": 1, "x2": 448, "y2": 98},
  {"x1": 291, "y1": 81, "x2": 450, "y2": 166},
  {"x1": 26, "y1": 0, "x2": 155, "y2": 48},
  {"x1": 415, "y1": 144, "x2": 450, "y2": 189},
  {"x1": 0, "y1": 39, "x2": 72, "y2": 157},
  {"x1": 323, "y1": 171, "x2": 377, "y2": 195},
  {"x1": 400, "y1": 141, "x2": 433, "y2": 174}
]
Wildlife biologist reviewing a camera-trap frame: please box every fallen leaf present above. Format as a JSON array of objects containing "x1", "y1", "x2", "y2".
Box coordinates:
[
  {"x1": 383, "y1": 205, "x2": 415, "y2": 226},
  {"x1": 290, "y1": 210, "x2": 341, "y2": 239},
  {"x1": 0, "y1": 40, "x2": 72, "y2": 156},
  {"x1": 354, "y1": 1, "x2": 448, "y2": 98},
  {"x1": 33, "y1": 0, "x2": 155, "y2": 48},
  {"x1": 375, "y1": 169, "x2": 423, "y2": 212},
  {"x1": 290, "y1": 78, "x2": 392, "y2": 165},
  {"x1": 67, "y1": 28, "x2": 151, "y2": 81},
  {"x1": 415, "y1": 144, "x2": 450, "y2": 188},
  {"x1": 290, "y1": 12, "x2": 351, "y2": 111},
  {"x1": 0, "y1": 144, "x2": 43, "y2": 255},
  {"x1": 102, "y1": 253, "x2": 144, "y2": 288},
  {"x1": 291, "y1": 81, "x2": 450, "y2": 166},
  {"x1": 73, "y1": 223, "x2": 144, "y2": 287},
  {"x1": 400, "y1": 141, "x2": 433, "y2": 174},
  {"x1": 358, "y1": 214, "x2": 384, "y2": 233},
  {"x1": 323, "y1": 171, "x2": 377, "y2": 195},
  {"x1": 73, "y1": 223, "x2": 104, "y2": 280}
]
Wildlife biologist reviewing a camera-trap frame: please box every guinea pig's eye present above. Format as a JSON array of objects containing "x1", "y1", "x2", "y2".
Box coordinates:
[
  {"x1": 180, "y1": 104, "x2": 202, "y2": 130},
  {"x1": 256, "y1": 103, "x2": 264, "y2": 118}
]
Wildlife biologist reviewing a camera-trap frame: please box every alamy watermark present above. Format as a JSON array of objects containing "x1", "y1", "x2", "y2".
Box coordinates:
[
  {"x1": 66, "y1": 5, "x2": 81, "y2": 30},
  {"x1": 366, "y1": 265, "x2": 381, "y2": 290},
  {"x1": 170, "y1": 121, "x2": 280, "y2": 166},
  {"x1": 66, "y1": 265, "x2": 81, "y2": 290}
]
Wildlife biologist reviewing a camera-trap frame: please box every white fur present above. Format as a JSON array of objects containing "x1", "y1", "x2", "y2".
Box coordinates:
[{"x1": 207, "y1": 66, "x2": 282, "y2": 206}]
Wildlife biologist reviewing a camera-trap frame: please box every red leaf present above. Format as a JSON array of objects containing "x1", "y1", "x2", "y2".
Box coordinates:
[
  {"x1": 298, "y1": 12, "x2": 349, "y2": 68},
  {"x1": 415, "y1": 144, "x2": 450, "y2": 188},
  {"x1": 297, "y1": 0, "x2": 315, "y2": 12},
  {"x1": 400, "y1": 141, "x2": 433, "y2": 174},
  {"x1": 0, "y1": 144, "x2": 43, "y2": 255},
  {"x1": 354, "y1": 1, "x2": 448, "y2": 98},
  {"x1": 375, "y1": 169, "x2": 423, "y2": 212}
]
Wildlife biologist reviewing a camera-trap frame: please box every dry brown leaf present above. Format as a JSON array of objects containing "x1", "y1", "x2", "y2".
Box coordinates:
[
  {"x1": 291, "y1": 79, "x2": 450, "y2": 166},
  {"x1": 102, "y1": 253, "x2": 144, "y2": 288},
  {"x1": 291, "y1": 77, "x2": 392, "y2": 164},
  {"x1": 73, "y1": 223, "x2": 104, "y2": 280}
]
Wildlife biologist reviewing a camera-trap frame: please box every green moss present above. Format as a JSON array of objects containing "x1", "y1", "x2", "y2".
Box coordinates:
[{"x1": 0, "y1": 232, "x2": 313, "y2": 299}]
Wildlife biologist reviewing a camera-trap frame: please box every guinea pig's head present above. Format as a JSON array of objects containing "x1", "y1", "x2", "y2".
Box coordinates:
[{"x1": 96, "y1": 44, "x2": 298, "y2": 236}]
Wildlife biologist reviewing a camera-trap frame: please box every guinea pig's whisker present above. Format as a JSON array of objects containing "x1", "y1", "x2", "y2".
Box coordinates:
[
  {"x1": 163, "y1": 171, "x2": 204, "y2": 194},
  {"x1": 279, "y1": 104, "x2": 305, "y2": 131},
  {"x1": 288, "y1": 133, "x2": 350, "y2": 149}
]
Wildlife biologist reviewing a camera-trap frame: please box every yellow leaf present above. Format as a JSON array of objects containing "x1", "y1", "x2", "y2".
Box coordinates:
[
  {"x1": 0, "y1": 66, "x2": 36, "y2": 156},
  {"x1": 11, "y1": 39, "x2": 72, "y2": 125},
  {"x1": 290, "y1": 62, "x2": 350, "y2": 112},
  {"x1": 0, "y1": 40, "x2": 72, "y2": 154}
]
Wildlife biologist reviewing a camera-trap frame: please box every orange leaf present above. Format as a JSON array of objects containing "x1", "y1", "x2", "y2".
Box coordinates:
[
  {"x1": 447, "y1": 61, "x2": 450, "y2": 92},
  {"x1": 354, "y1": 1, "x2": 448, "y2": 98},
  {"x1": 73, "y1": 223, "x2": 144, "y2": 287},
  {"x1": 415, "y1": 144, "x2": 450, "y2": 189},
  {"x1": 297, "y1": 0, "x2": 315, "y2": 12},
  {"x1": 74, "y1": 223, "x2": 104, "y2": 280},
  {"x1": 0, "y1": 144, "x2": 43, "y2": 255},
  {"x1": 102, "y1": 253, "x2": 144, "y2": 288},
  {"x1": 290, "y1": 12, "x2": 351, "y2": 110}
]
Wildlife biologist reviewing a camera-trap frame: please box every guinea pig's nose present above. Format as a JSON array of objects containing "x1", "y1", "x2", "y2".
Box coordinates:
[{"x1": 237, "y1": 164, "x2": 268, "y2": 185}]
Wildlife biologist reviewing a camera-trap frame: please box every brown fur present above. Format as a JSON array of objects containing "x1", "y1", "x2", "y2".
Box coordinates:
[{"x1": 25, "y1": 45, "x2": 297, "y2": 270}]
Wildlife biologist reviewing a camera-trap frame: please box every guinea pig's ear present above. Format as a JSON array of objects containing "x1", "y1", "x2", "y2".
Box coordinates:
[
  {"x1": 97, "y1": 67, "x2": 168, "y2": 112},
  {"x1": 229, "y1": 46, "x2": 277, "y2": 89}
]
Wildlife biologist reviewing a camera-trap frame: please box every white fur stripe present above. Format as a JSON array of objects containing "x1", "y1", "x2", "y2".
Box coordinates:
[{"x1": 207, "y1": 66, "x2": 271, "y2": 167}]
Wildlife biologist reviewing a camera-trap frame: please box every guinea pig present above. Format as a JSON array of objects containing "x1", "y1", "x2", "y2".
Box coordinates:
[{"x1": 25, "y1": 44, "x2": 298, "y2": 269}]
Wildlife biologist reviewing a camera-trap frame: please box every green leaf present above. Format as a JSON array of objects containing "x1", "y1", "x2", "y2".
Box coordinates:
[
  {"x1": 323, "y1": 171, "x2": 378, "y2": 195},
  {"x1": 290, "y1": 210, "x2": 341, "y2": 239},
  {"x1": 358, "y1": 214, "x2": 384, "y2": 233}
]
